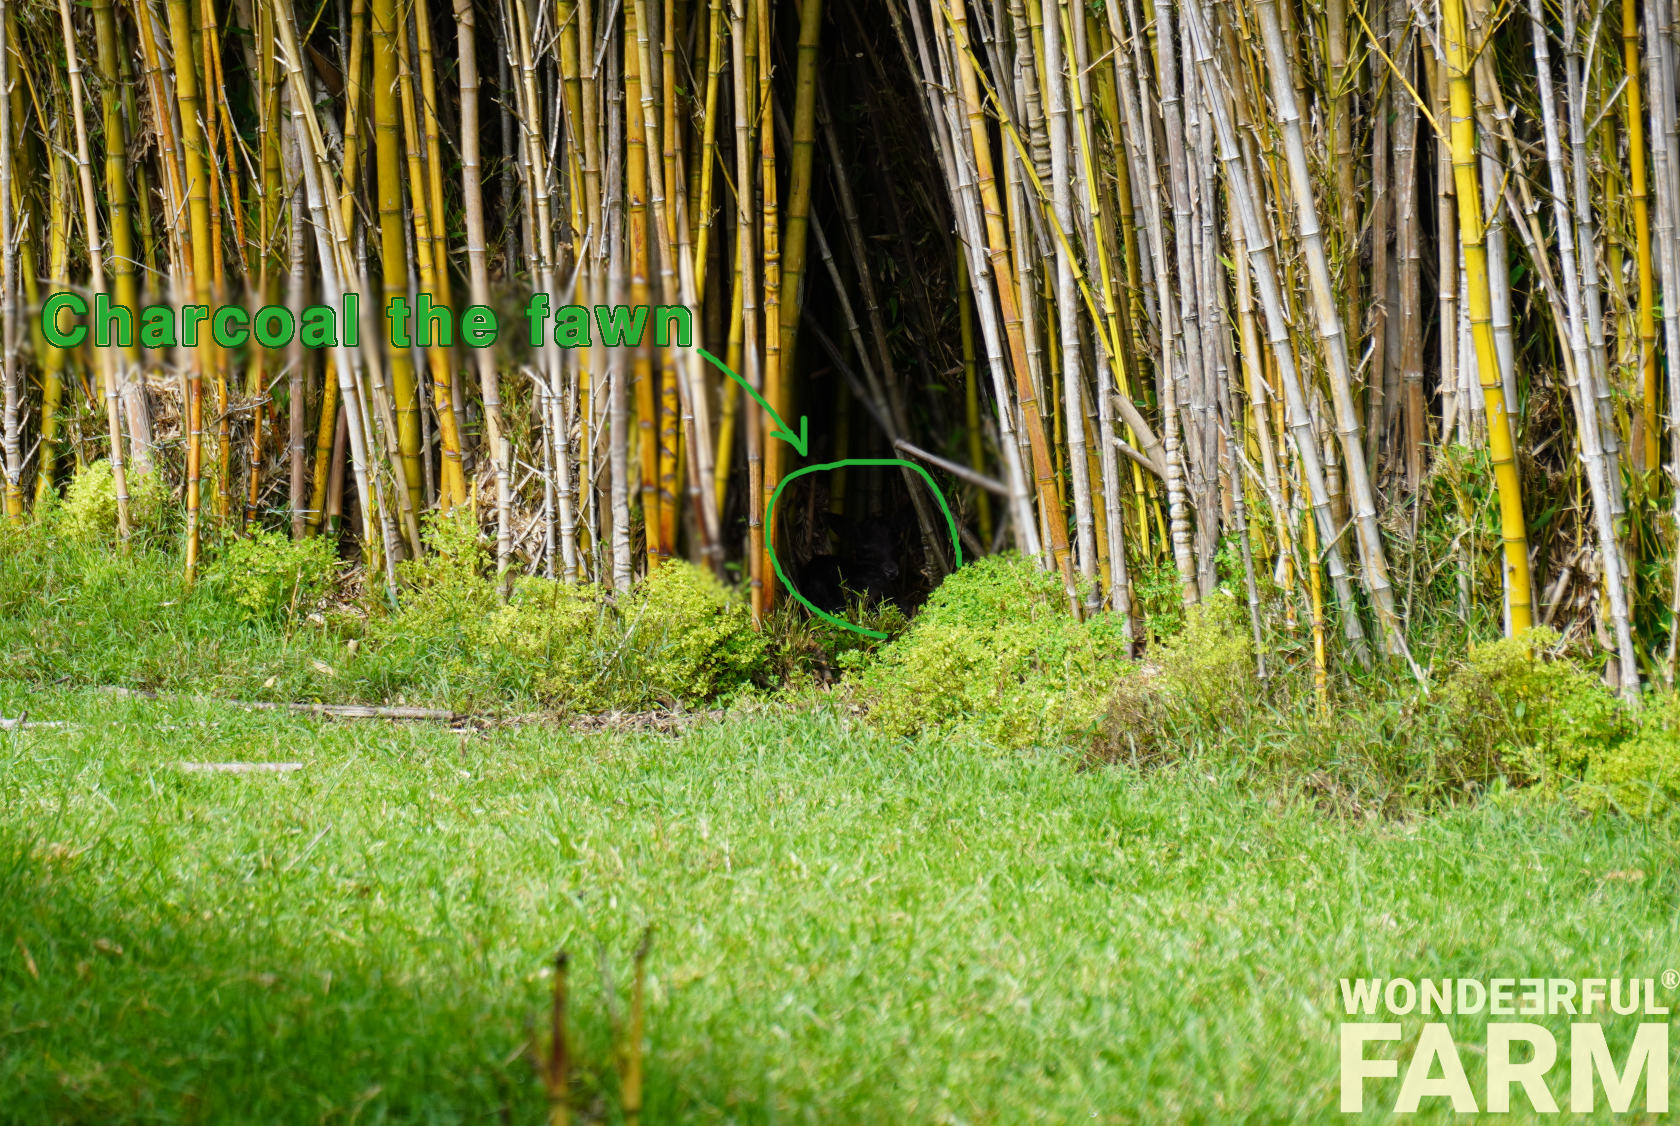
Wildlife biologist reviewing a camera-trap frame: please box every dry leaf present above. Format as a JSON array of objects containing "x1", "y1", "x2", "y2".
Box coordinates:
[{"x1": 15, "y1": 938, "x2": 38, "y2": 980}]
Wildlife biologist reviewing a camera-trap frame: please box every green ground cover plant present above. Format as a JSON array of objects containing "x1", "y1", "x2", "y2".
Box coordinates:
[
  {"x1": 845, "y1": 553, "x2": 1133, "y2": 748},
  {"x1": 0, "y1": 520, "x2": 770, "y2": 715}
]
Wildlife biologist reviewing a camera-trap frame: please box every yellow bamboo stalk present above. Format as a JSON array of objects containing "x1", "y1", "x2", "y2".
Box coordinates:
[
  {"x1": 250, "y1": 0, "x2": 280, "y2": 530},
  {"x1": 198, "y1": 0, "x2": 233, "y2": 523},
  {"x1": 307, "y1": 364, "x2": 341, "y2": 534},
  {"x1": 1303, "y1": 480, "x2": 1328, "y2": 712},
  {"x1": 414, "y1": 0, "x2": 450, "y2": 309},
  {"x1": 657, "y1": 0, "x2": 682, "y2": 557},
  {"x1": 134, "y1": 2, "x2": 186, "y2": 277},
  {"x1": 733, "y1": 0, "x2": 765, "y2": 621},
  {"x1": 777, "y1": 0, "x2": 823, "y2": 371},
  {"x1": 1444, "y1": 0, "x2": 1533, "y2": 633},
  {"x1": 339, "y1": 0, "x2": 368, "y2": 234},
  {"x1": 757, "y1": 0, "x2": 783, "y2": 606},
  {"x1": 372, "y1": 0, "x2": 423, "y2": 522},
  {"x1": 626, "y1": 1, "x2": 660, "y2": 564},
  {"x1": 60, "y1": 0, "x2": 130, "y2": 540},
  {"x1": 693, "y1": 0, "x2": 727, "y2": 303},
  {"x1": 93, "y1": 0, "x2": 150, "y2": 477},
  {"x1": 715, "y1": 247, "x2": 744, "y2": 512},
  {"x1": 414, "y1": 0, "x2": 465, "y2": 509},
  {"x1": 1623, "y1": 0, "x2": 1659, "y2": 472},
  {"x1": 0, "y1": 11, "x2": 17, "y2": 522},
  {"x1": 396, "y1": 18, "x2": 466, "y2": 509},
  {"x1": 166, "y1": 0, "x2": 214, "y2": 577},
  {"x1": 33, "y1": 126, "x2": 70, "y2": 508},
  {"x1": 558, "y1": 0, "x2": 591, "y2": 558}
]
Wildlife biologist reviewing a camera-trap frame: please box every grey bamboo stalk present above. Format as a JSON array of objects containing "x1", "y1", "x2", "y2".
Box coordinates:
[
  {"x1": 1253, "y1": 0, "x2": 1410, "y2": 659},
  {"x1": 285, "y1": 152, "x2": 308, "y2": 537},
  {"x1": 1466, "y1": 19, "x2": 1518, "y2": 426},
  {"x1": 1041, "y1": 0, "x2": 1097, "y2": 585},
  {"x1": 630, "y1": 0, "x2": 722, "y2": 570},
  {"x1": 606, "y1": 42, "x2": 634, "y2": 592},
  {"x1": 1186, "y1": 44, "x2": 1223, "y2": 591},
  {"x1": 1476, "y1": 83, "x2": 1518, "y2": 424},
  {"x1": 1393, "y1": 8, "x2": 1425, "y2": 490},
  {"x1": 1528, "y1": 0, "x2": 1639, "y2": 692},
  {"x1": 940, "y1": 0, "x2": 1079, "y2": 607},
  {"x1": 1153, "y1": 0, "x2": 1210, "y2": 602},
  {"x1": 508, "y1": 0, "x2": 576, "y2": 580},
  {"x1": 729, "y1": 0, "x2": 765, "y2": 611},
  {"x1": 1119, "y1": 0, "x2": 1196, "y2": 598},
  {"x1": 1367, "y1": 4, "x2": 1390, "y2": 478},
  {"x1": 456, "y1": 0, "x2": 512, "y2": 589},
  {"x1": 1219, "y1": 347, "x2": 1268, "y2": 678},
  {"x1": 577, "y1": 0, "x2": 607, "y2": 576},
  {"x1": 1065, "y1": 3, "x2": 1133, "y2": 623},
  {"x1": 1231, "y1": 225, "x2": 1281, "y2": 501},
  {"x1": 274, "y1": 4, "x2": 399, "y2": 599},
  {"x1": 892, "y1": 0, "x2": 1038, "y2": 553},
  {"x1": 1643, "y1": 0, "x2": 1680, "y2": 680},
  {"x1": 1433, "y1": 48, "x2": 1460, "y2": 447},
  {"x1": 894, "y1": 13, "x2": 993, "y2": 571},
  {"x1": 1562, "y1": 0, "x2": 1622, "y2": 496},
  {"x1": 1182, "y1": 0, "x2": 1375, "y2": 665}
]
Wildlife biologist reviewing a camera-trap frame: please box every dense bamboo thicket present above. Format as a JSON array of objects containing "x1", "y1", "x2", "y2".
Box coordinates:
[{"x1": 4, "y1": 0, "x2": 1680, "y2": 690}]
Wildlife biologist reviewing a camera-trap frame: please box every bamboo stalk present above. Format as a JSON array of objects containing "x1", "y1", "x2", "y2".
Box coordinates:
[
  {"x1": 0, "y1": 5, "x2": 15, "y2": 523},
  {"x1": 1526, "y1": 0, "x2": 1638, "y2": 691},
  {"x1": 274, "y1": 0, "x2": 400, "y2": 597},
  {"x1": 92, "y1": 0, "x2": 152, "y2": 477},
  {"x1": 1444, "y1": 0, "x2": 1533, "y2": 634},
  {"x1": 1183, "y1": 0, "x2": 1371, "y2": 664},
  {"x1": 942, "y1": 0, "x2": 1078, "y2": 611},
  {"x1": 167, "y1": 0, "x2": 213, "y2": 575},
  {"x1": 60, "y1": 0, "x2": 130, "y2": 542},
  {"x1": 371, "y1": 0, "x2": 422, "y2": 527},
  {"x1": 757, "y1": 0, "x2": 783, "y2": 606},
  {"x1": 1625, "y1": 0, "x2": 1659, "y2": 473},
  {"x1": 455, "y1": 0, "x2": 511, "y2": 589},
  {"x1": 1253, "y1": 0, "x2": 1410, "y2": 661}
]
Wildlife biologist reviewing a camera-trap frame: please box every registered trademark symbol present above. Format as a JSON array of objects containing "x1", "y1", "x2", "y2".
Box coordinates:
[{"x1": 1661, "y1": 969, "x2": 1678, "y2": 990}]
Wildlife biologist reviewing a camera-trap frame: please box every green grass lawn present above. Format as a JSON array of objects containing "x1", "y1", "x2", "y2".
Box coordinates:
[{"x1": 2, "y1": 685, "x2": 1676, "y2": 1123}]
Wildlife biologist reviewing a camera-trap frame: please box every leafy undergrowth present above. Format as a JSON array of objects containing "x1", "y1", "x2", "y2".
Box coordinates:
[
  {"x1": 839, "y1": 554, "x2": 1680, "y2": 822},
  {"x1": 1093, "y1": 610, "x2": 1680, "y2": 820},
  {"x1": 0, "y1": 507, "x2": 769, "y2": 715},
  {"x1": 7, "y1": 496, "x2": 1680, "y2": 822},
  {"x1": 360, "y1": 514, "x2": 767, "y2": 712},
  {"x1": 845, "y1": 553, "x2": 1134, "y2": 748},
  {"x1": 0, "y1": 688, "x2": 1675, "y2": 1124}
]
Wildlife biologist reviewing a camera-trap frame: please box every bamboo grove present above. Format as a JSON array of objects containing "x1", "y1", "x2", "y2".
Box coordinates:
[{"x1": 4, "y1": 0, "x2": 1680, "y2": 692}]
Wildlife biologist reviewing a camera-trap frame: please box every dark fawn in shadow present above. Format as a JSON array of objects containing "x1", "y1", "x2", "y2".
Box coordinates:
[{"x1": 799, "y1": 515, "x2": 905, "y2": 614}]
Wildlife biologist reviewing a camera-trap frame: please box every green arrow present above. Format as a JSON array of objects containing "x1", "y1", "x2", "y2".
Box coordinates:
[{"x1": 695, "y1": 346, "x2": 809, "y2": 457}]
